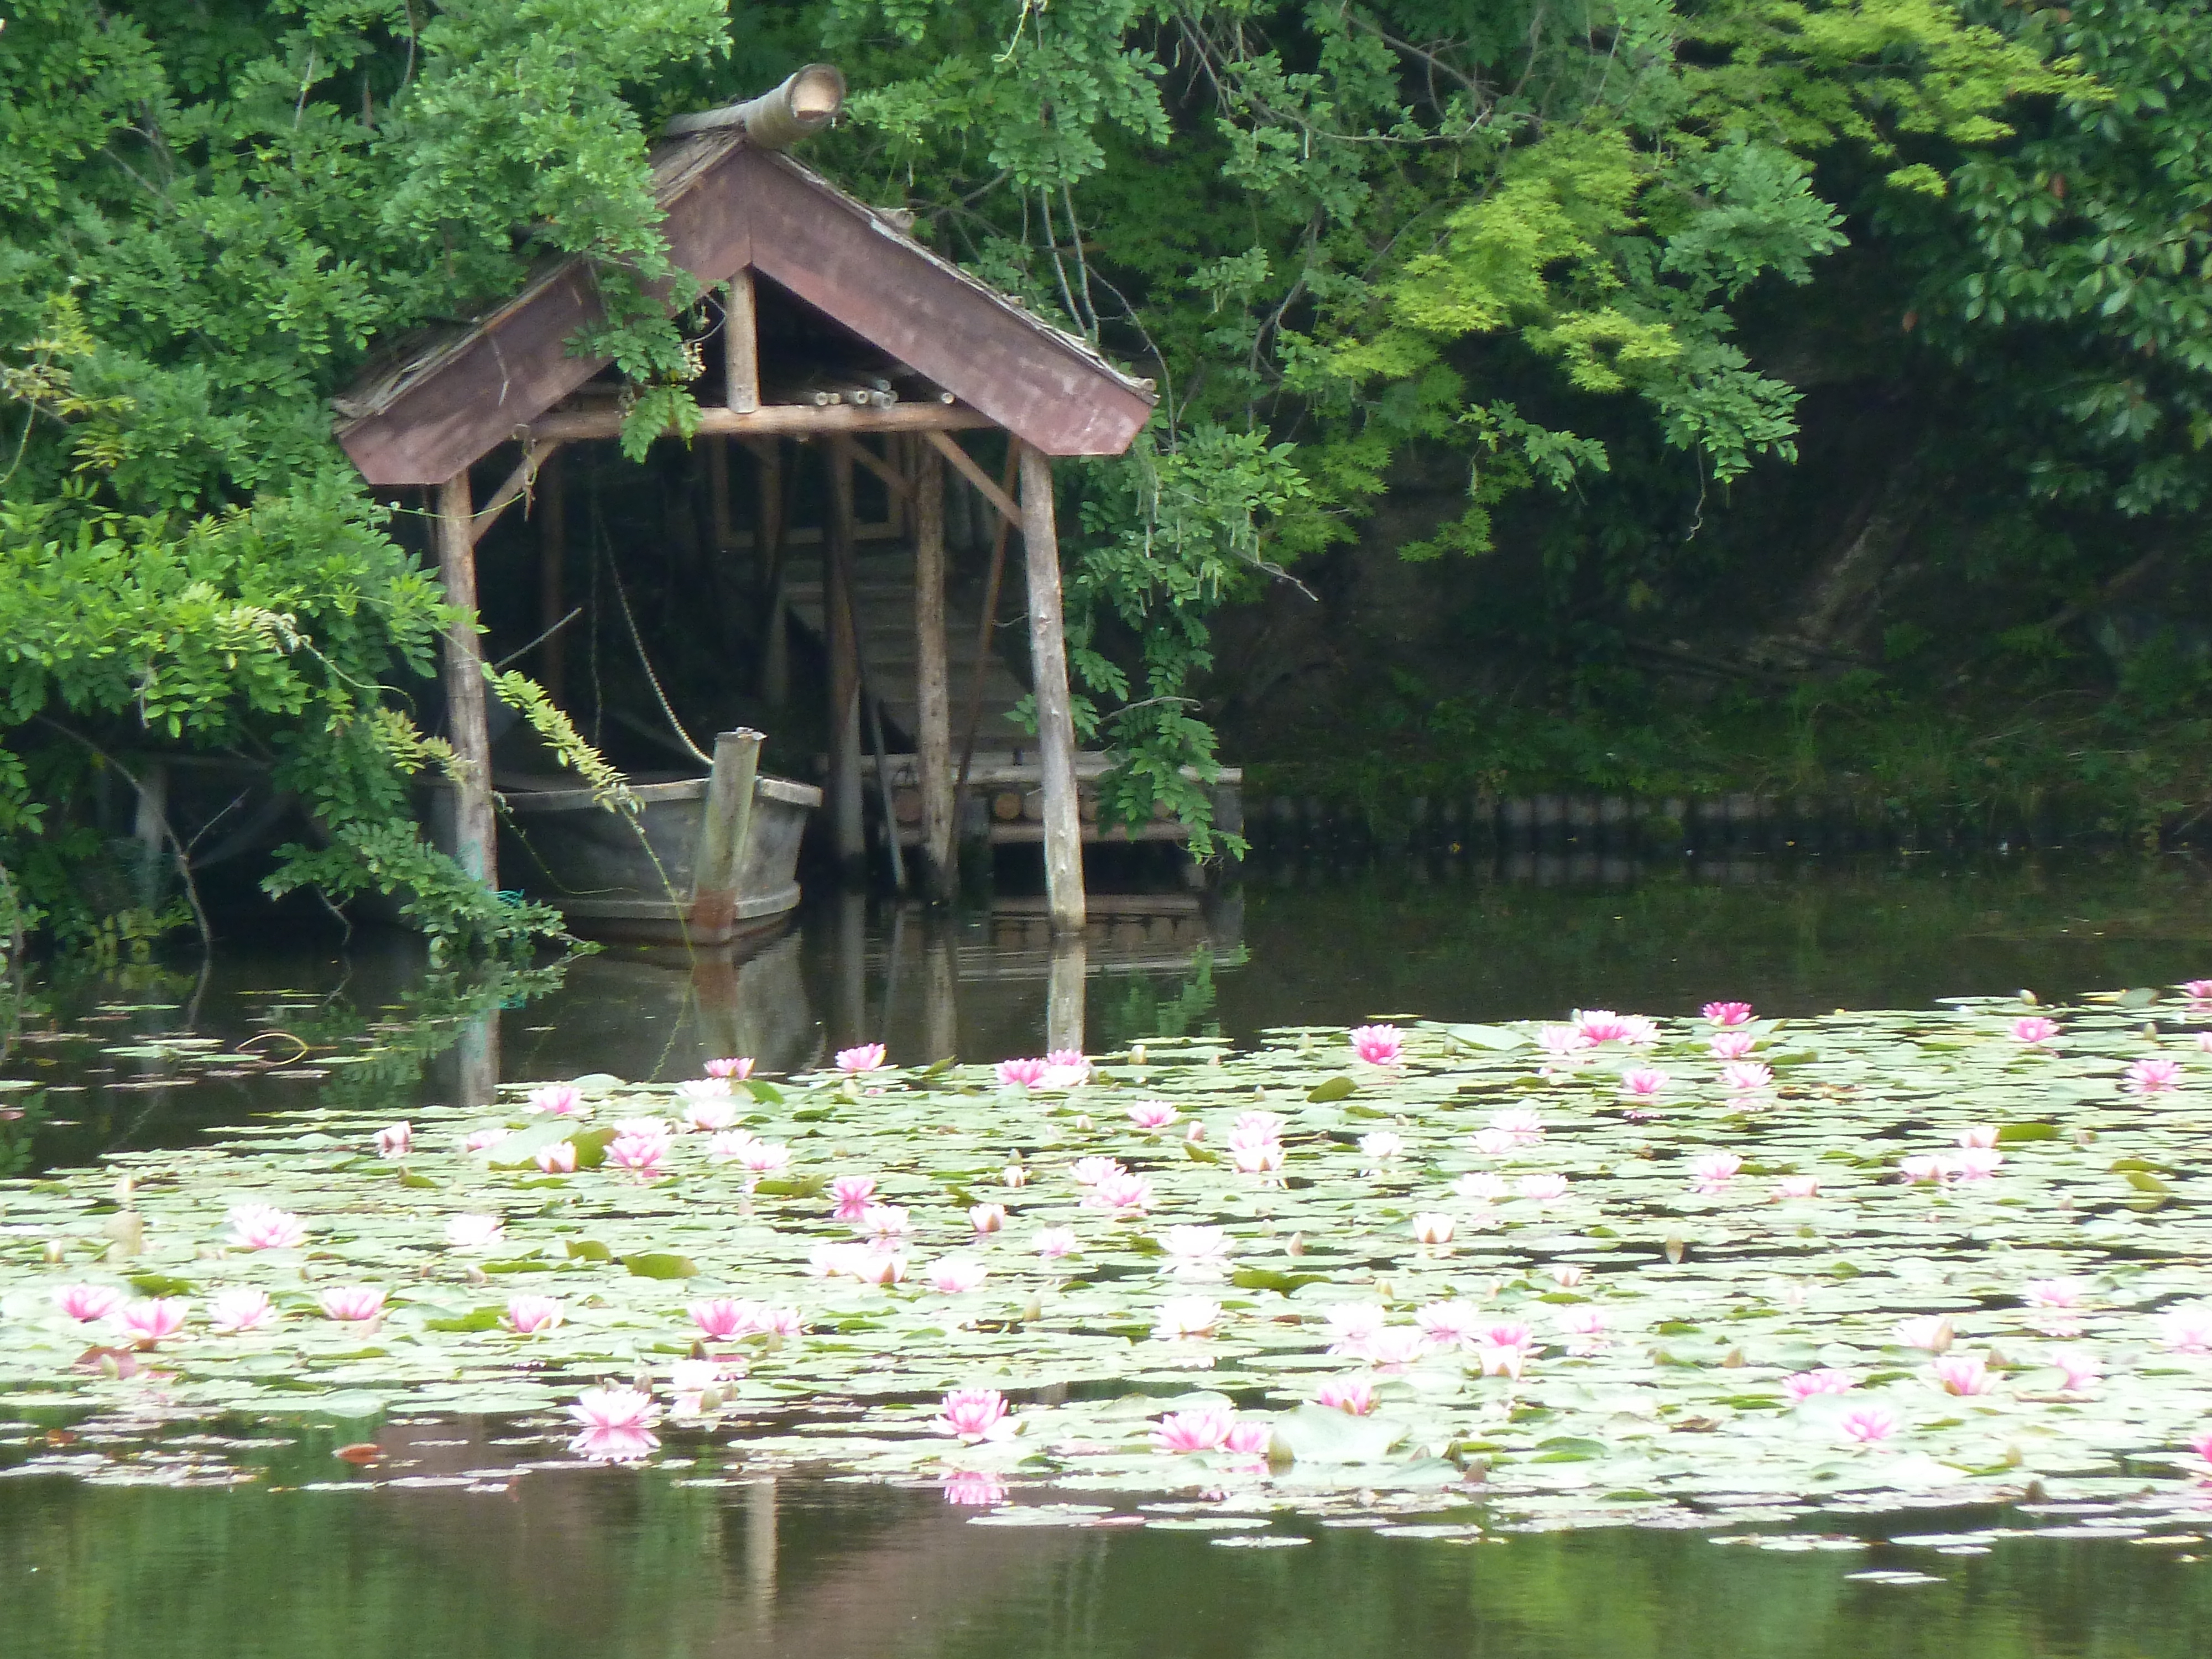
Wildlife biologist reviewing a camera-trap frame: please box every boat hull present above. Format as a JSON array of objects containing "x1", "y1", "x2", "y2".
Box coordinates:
[{"x1": 499, "y1": 771, "x2": 820, "y2": 947}]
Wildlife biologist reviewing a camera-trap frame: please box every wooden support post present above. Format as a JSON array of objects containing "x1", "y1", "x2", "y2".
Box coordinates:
[
  {"x1": 436, "y1": 472, "x2": 498, "y2": 889},
  {"x1": 538, "y1": 451, "x2": 568, "y2": 702},
  {"x1": 1046, "y1": 936, "x2": 1087, "y2": 1056},
  {"x1": 1017, "y1": 442, "x2": 1086, "y2": 931},
  {"x1": 687, "y1": 728, "x2": 761, "y2": 943},
  {"x1": 826, "y1": 443, "x2": 866, "y2": 877},
  {"x1": 758, "y1": 441, "x2": 790, "y2": 707},
  {"x1": 913, "y1": 441, "x2": 956, "y2": 903},
  {"x1": 724, "y1": 272, "x2": 760, "y2": 414}
]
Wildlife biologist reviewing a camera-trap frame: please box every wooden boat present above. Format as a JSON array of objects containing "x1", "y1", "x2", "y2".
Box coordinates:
[{"x1": 498, "y1": 729, "x2": 820, "y2": 946}]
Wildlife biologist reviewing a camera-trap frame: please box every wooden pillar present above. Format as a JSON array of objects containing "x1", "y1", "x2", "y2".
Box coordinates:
[
  {"x1": 1046, "y1": 936, "x2": 1086, "y2": 1055},
  {"x1": 687, "y1": 728, "x2": 761, "y2": 943},
  {"x1": 436, "y1": 472, "x2": 497, "y2": 889},
  {"x1": 1017, "y1": 442, "x2": 1085, "y2": 931},
  {"x1": 914, "y1": 442, "x2": 956, "y2": 902},
  {"x1": 826, "y1": 443, "x2": 866, "y2": 876},
  {"x1": 538, "y1": 452, "x2": 567, "y2": 702},
  {"x1": 724, "y1": 272, "x2": 760, "y2": 414},
  {"x1": 759, "y1": 441, "x2": 790, "y2": 707}
]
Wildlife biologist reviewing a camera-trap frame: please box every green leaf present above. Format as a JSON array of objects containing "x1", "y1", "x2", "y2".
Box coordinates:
[
  {"x1": 624, "y1": 1252, "x2": 699, "y2": 1280},
  {"x1": 1307, "y1": 1076, "x2": 1356, "y2": 1102}
]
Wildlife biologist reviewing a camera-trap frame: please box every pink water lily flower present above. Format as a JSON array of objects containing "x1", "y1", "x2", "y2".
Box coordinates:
[
  {"x1": 2011, "y1": 1016, "x2": 2059, "y2": 1048},
  {"x1": 1234, "y1": 1109, "x2": 1289, "y2": 1140},
  {"x1": 319, "y1": 1285, "x2": 386, "y2": 1324},
  {"x1": 969, "y1": 1203, "x2": 1007, "y2": 1234},
  {"x1": 925, "y1": 1258, "x2": 989, "y2": 1294},
  {"x1": 2051, "y1": 1346, "x2": 2102, "y2": 1392},
  {"x1": 1537, "y1": 1024, "x2": 1592, "y2": 1058},
  {"x1": 55, "y1": 1285, "x2": 124, "y2": 1323},
  {"x1": 374, "y1": 1121, "x2": 413, "y2": 1158},
  {"x1": 2025, "y1": 1277, "x2": 2086, "y2": 1309},
  {"x1": 1558, "y1": 1306, "x2": 1608, "y2": 1352},
  {"x1": 857, "y1": 1203, "x2": 912, "y2": 1239},
  {"x1": 1411, "y1": 1212, "x2": 1455, "y2": 1245},
  {"x1": 1359, "y1": 1130, "x2": 1406, "y2": 1162},
  {"x1": 1041, "y1": 1048, "x2": 1092, "y2": 1088},
  {"x1": 1086, "y1": 1172, "x2": 1154, "y2": 1213},
  {"x1": 995, "y1": 1057, "x2": 1048, "y2": 1089},
  {"x1": 829, "y1": 1175, "x2": 878, "y2": 1220},
  {"x1": 1151, "y1": 1296, "x2": 1223, "y2": 1339},
  {"x1": 1002, "y1": 1164, "x2": 1031, "y2": 1188},
  {"x1": 705, "y1": 1056, "x2": 755, "y2": 1080},
  {"x1": 1164, "y1": 1225, "x2": 1230, "y2": 1279},
  {"x1": 1032, "y1": 1226, "x2": 1079, "y2": 1259},
  {"x1": 445, "y1": 1214, "x2": 505, "y2": 1251},
  {"x1": 2162, "y1": 1305, "x2": 2212, "y2": 1354},
  {"x1": 571, "y1": 1425, "x2": 660, "y2": 1462},
  {"x1": 691, "y1": 1299, "x2": 752, "y2": 1341},
  {"x1": 1469, "y1": 1127, "x2": 1516, "y2": 1156},
  {"x1": 1366, "y1": 1327, "x2": 1429, "y2": 1370},
  {"x1": 1955, "y1": 1123, "x2": 2000, "y2": 1149},
  {"x1": 1893, "y1": 1315, "x2": 1955, "y2": 1352},
  {"x1": 1708, "y1": 1030, "x2": 1758, "y2": 1061},
  {"x1": 119, "y1": 1298, "x2": 187, "y2": 1344},
  {"x1": 837, "y1": 1043, "x2": 888, "y2": 1074},
  {"x1": 1230, "y1": 1138, "x2": 1285, "y2": 1175},
  {"x1": 503, "y1": 1295, "x2": 564, "y2": 1335},
  {"x1": 465, "y1": 1128, "x2": 512, "y2": 1154},
  {"x1": 1127, "y1": 1099, "x2": 1180, "y2": 1130},
  {"x1": 2189, "y1": 1428, "x2": 2212, "y2": 1463},
  {"x1": 1841, "y1": 1405, "x2": 1901, "y2": 1445},
  {"x1": 1899, "y1": 1155, "x2": 1951, "y2": 1185},
  {"x1": 1316, "y1": 1376, "x2": 1376, "y2": 1415},
  {"x1": 1932, "y1": 1353, "x2": 1995, "y2": 1396},
  {"x1": 2126, "y1": 1057, "x2": 2182, "y2": 1094},
  {"x1": 1703, "y1": 1000, "x2": 1754, "y2": 1027},
  {"x1": 534, "y1": 1140, "x2": 578, "y2": 1173},
  {"x1": 934, "y1": 1387, "x2": 1013, "y2": 1442},
  {"x1": 1783, "y1": 1369, "x2": 1856, "y2": 1401},
  {"x1": 1548, "y1": 1263, "x2": 1588, "y2": 1288},
  {"x1": 525, "y1": 1084, "x2": 587, "y2": 1118},
  {"x1": 1689, "y1": 1151, "x2": 1743, "y2": 1193},
  {"x1": 1950, "y1": 1147, "x2": 2004, "y2": 1181},
  {"x1": 1577, "y1": 1009, "x2": 1658, "y2": 1046},
  {"x1": 227, "y1": 1203, "x2": 308, "y2": 1251},
  {"x1": 1489, "y1": 1108, "x2": 1544, "y2": 1144},
  {"x1": 1773, "y1": 1174, "x2": 1820, "y2": 1199},
  {"x1": 737, "y1": 1140, "x2": 791, "y2": 1177},
  {"x1": 2185, "y1": 980, "x2": 2212, "y2": 1002},
  {"x1": 1415, "y1": 1300, "x2": 1484, "y2": 1350},
  {"x1": 207, "y1": 1287, "x2": 276, "y2": 1334},
  {"x1": 1454, "y1": 1171, "x2": 1509, "y2": 1204},
  {"x1": 1476, "y1": 1342, "x2": 1527, "y2": 1379},
  {"x1": 853, "y1": 1251, "x2": 908, "y2": 1286},
  {"x1": 607, "y1": 1131, "x2": 670, "y2": 1180},
  {"x1": 1322, "y1": 1303, "x2": 1387, "y2": 1357},
  {"x1": 1150, "y1": 1408, "x2": 1236, "y2": 1453},
  {"x1": 1350, "y1": 1024, "x2": 1405, "y2": 1066},
  {"x1": 1721, "y1": 1060, "x2": 1774, "y2": 1093},
  {"x1": 1516, "y1": 1172, "x2": 1569, "y2": 1203},
  {"x1": 1070, "y1": 1156, "x2": 1126, "y2": 1187},
  {"x1": 680, "y1": 1089, "x2": 739, "y2": 1134},
  {"x1": 1621, "y1": 1068, "x2": 1667, "y2": 1099}
]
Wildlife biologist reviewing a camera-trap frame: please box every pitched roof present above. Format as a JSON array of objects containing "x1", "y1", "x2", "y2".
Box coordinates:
[{"x1": 334, "y1": 131, "x2": 1156, "y2": 485}]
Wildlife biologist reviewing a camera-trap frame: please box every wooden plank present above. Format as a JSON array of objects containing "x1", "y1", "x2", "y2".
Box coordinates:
[
  {"x1": 687, "y1": 728, "x2": 761, "y2": 940},
  {"x1": 723, "y1": 272, "x2": 759, "y2": 413},
  {"x1": 467, "y1": 441, "x2": 555, "y2": 549},
  {"x1": 436, "y1": 473, "x2": 497, "y2": 889},
  {"x1": 836, "y1": 435, "x2": 914, "y2": 504},
  {"x1": 921, "y1": 430, "x2": 1019, "y2": 528},
  {"x1": 527, "y1": 401, "x2": 993, "y2": 444},
  {"x1": 825, "y1": 444, "x2": 865, "y2": 873},
  {"x1": 742, "y1": 150, "x2": 1153, "y2": 457},
  {"x1": 1017, "y1": 443, "x2": 1086, "y2": 931},
  {"x1": 913, "y1": 442, "x2": 955, "y2": 902}
]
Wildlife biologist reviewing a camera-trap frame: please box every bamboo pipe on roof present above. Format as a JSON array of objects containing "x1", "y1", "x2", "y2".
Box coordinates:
[{"x1": 664, "y1": 65, "x2": 846, "y2": 149}]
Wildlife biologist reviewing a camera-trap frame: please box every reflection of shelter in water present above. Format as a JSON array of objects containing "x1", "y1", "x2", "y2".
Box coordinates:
[{"x1": 503, "y1": 931, "x2": 818, "y2": 1082}]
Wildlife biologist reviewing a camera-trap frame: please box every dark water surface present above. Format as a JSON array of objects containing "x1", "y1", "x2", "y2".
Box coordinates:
[{"x1": 8, "y1": 850, "x2": 2212, "y2": 1656}]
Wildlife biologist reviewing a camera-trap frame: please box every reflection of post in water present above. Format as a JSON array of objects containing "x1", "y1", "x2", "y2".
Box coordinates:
[
  {"x1": 834, "y1": 890, "x2": 867, "y2": 1050},
  {"x1": 747, "y1": 1477, "x2": 778, "y2": 1619},
  {"x1": 455, "y1": 1006, "x2": 499, "y2": 1111},
  {"x1": 691, "y1": 950, "x2": 743, "y2": 1066},
  {"x1": 922, "y1": 920, "x2": 959, "y2": 1064},
  {"x1": 1046, "y1": 936, "x2": 1086, "y2": 1056}
]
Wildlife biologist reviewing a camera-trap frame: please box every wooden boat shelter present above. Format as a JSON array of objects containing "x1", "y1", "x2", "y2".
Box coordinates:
[{"x1": 331, "y1": 68, "x2": 1156, "y2": 931}]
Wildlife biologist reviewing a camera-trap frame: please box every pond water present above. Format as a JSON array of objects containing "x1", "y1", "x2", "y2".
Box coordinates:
[{"x1": 7, "y1": 849, "x2": 2212, "y2": 1657}]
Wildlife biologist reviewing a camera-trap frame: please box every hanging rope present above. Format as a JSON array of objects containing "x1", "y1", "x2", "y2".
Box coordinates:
[{"x1": 600, "y1": 537, "x2": 712, "y2": 769}]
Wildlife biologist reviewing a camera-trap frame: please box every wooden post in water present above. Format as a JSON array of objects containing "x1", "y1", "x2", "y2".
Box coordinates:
[
  {"x1": 436, "y1": 471, "x2": 497, "y2": 888},
  {"x1": 913, "y1": 441, "x2": 956, "y2": 902},
  {"x1": 538, "y1": 451, "x2": 567, "y2": 703},
  {"x1": 687, "y1": 728, "x2": 761, "y2": 943},
  {"x1": 826, "y1": 443, "x2": 866, "y2": 877},
  {"x1": 1046, "y1": 935, "x2": 1086, "y2": 1056},
  {"x1": 1017, "y1": 442, "x2": 1086, "y2": 931},
  {"x1": 922, "y1": 920, "x2": 959, "y2": 1063}
]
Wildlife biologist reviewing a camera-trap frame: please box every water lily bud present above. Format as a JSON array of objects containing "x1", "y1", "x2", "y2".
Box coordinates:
[
  {"x1": 1285, "y1": 1233, "x2": 1306, "y2": 1257},
  {"x1": 43, "y1": 1239, "x2": 65, "y2": 1264}
]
